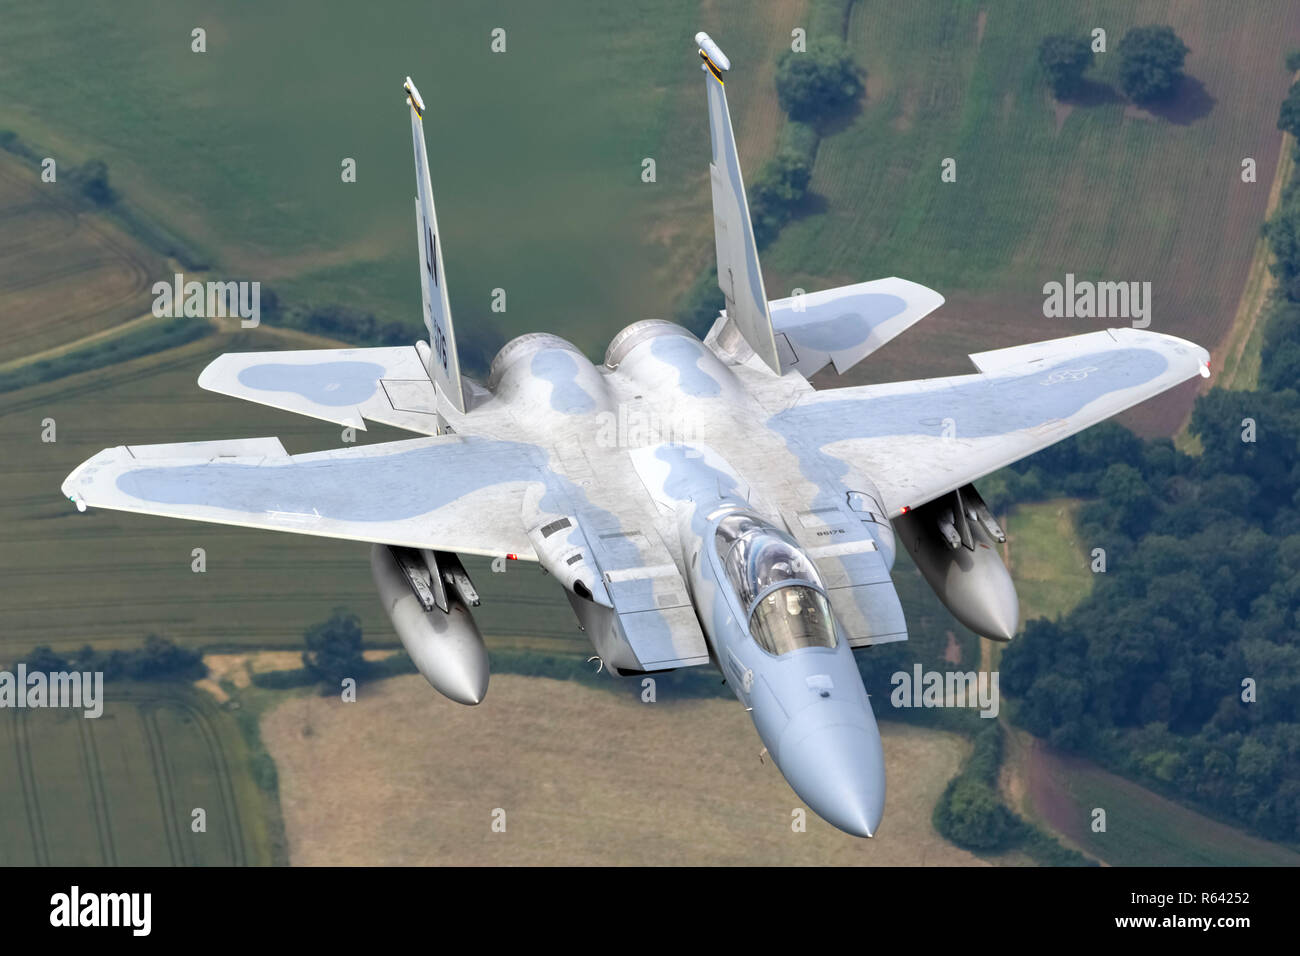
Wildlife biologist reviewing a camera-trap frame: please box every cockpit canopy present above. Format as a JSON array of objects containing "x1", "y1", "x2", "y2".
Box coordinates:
[{"x1": 714, "y1": 513, "x2": 837, "y2": 655}]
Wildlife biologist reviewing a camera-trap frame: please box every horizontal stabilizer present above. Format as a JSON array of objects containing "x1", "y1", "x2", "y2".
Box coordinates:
[
  {"x1": 198, "y1": 346, "x2": 443, "y2": 434},
  {"x1": 771, "y1": 278, "x2": 945, "y2": 377}
]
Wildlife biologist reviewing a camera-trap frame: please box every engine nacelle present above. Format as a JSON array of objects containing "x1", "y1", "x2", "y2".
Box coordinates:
[
  {"x1": 370, "y1": 544, "x2": 490, "y2": 704},
  {"x1": 488, "y1": 332, "x2": 614, "y2": 424},
  {"x1": 605, "y1": 320, "x2": 747, "y2": 407},
  {"x1": 892, "y1": 484, "x2": 1018, "y2": 641}
]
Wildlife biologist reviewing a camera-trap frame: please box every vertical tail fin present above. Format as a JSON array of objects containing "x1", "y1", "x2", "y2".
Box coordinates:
[
  {"x1": 695, "y1": 33, "x2": 782, "y2": 373},
  {"x1": 405, "y1": 77, "x2": 466, "y2": 413}
]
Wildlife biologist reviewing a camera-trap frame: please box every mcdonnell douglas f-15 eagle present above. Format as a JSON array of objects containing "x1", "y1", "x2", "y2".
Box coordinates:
[{"x1": 61, "y1": 33, "x2": 1210, "y2": 837}]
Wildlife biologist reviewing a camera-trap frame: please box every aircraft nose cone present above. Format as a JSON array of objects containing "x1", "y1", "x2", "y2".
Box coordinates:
[{"x1": 779, "y1": 720, "x2": 886, "y2": 838}]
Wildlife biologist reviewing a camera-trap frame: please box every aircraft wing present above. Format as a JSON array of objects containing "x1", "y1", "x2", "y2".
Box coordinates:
[
  {"x1": 60, "y1": 434, "x2": 545, "y2": 558},
  {"x1": 770, "y1": 328, "x2": 1210, "y2": 513},
  {"x1": 198, "y1": 346, "x2": 444, "y2": 434}
]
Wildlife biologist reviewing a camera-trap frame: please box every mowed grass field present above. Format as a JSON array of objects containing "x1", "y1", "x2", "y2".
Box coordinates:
[
  {"x1": 0, "y1": 0, "x2": 804, "y2": 356},
  {"x1": 0, "y1": 326, "x2": 587, "y2": 661},
  {"x1": 0, "y1": 153, "x2": 163, "y2": 365},
  {"x1": 0, "y1": 683, "x2": 273, "y2": 865},
  {"x1": 1004, "y1": 498, "x2": 1092, "y2": 626},
  {"x1": 263, "y1": 673, "x2": 986, "y2": 865},
  {"x1": 777, "y1": 1, "x2": 1300, "y2": 433}
]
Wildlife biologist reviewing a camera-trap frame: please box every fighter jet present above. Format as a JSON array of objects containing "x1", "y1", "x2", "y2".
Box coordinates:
[{"x1": 61, "y1": 33, "x2": 1210, "y2": 838}]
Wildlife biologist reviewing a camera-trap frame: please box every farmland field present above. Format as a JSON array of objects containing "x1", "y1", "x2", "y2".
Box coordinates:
[
  {"x1": 1004, "y1": 498, "x2": 1093, "y2": 627},
  {"x1": 785, "y1": 1, "x2": 1300, "y2": 434},
  {"x1": 0, "y1": 0, "x2": 805, "y2": 355},
  {"x1": 263, "y1": 672, "x2": 986, "y2": 866},
  {"x1": 0, "y1": 152, "x2": 163, "y2": 365},
  {"x1": 0, "y1": 682, "x2": 272, "y2": 865},
  {"x1": 1000, "y1": 727, "x2": 1300, "y2": 866}
]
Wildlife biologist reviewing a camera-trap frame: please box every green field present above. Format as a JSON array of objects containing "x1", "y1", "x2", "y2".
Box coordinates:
[
  {"x1": 1064, "y1": 762, "x2": 1300, "y2": 865},
  {"x1": 0, "y1": 682, "x2": 273, "y2": 865},
  {"x1": 0, "y1": 0, "x2": 807, "y2": 355},
  {"x1": 1005, "y1": 498, "x2": 1092, "y2": 626},
  {"x1": 775, "y1": 1, "x2": 1300, "y2": 432},
  {"x1": 0, "y1": 152, "x2": 164, "y2": 365},
  {"x1": 1001, "y1": 729, "x2": 1300, "y2": 866}
]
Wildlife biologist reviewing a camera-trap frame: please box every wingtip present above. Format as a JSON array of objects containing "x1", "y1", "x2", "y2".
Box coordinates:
[
  {"x1": 61, "y1": 448, "x2": 114, "y2": 510},
  {"x1": 695, "y1": 32, "x2": 731, "y2": 71},
  {"x1": 403, "y1": 76, "x2": 425, "y2": 117},
  {"x1": 195, "y1": 354, "x2": 225, "y2": 391}
]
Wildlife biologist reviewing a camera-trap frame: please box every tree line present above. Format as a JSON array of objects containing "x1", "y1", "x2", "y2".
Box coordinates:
[{"x1": 998, "y1": 55, "x2": 1300, "y2": 843}]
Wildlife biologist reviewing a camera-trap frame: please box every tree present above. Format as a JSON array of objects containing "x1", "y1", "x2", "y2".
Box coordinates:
[
  {"x1": 774, "y1": 41, "x2": 863, "y2": 122},
  {"x1": 933, "y1": 776, "x2": 1022, "y2": 850},
  {"x1": 747, "y1": 151, "x2": 812, "y2": 246},
  {"x1": 126, "y1": 634, "x2": 204, "y2": 680},
  {"x1": 70, "y1": 159, "x2": 115, "y2": 205},
  {"x1": 302, "y1": 609, "x2": 365, "y2": 686},
  {"x1": 1038, "y1": 34, "x2": 1094, "y2": 99},
  {"x1": 1265, "y1": 201, "x2": 1300, "y2": 301},
  {"x1": 1098, "y1": 462, "x2": 1155, "y2": 533},
  {"x1": 1262, "y1": 339, "x2": 1300, "y2": 393},
  {"x1": 1279, "y1": 82, "x2": 1300, "y2": 139},
  {"x1": 1117, "y1": 25, "x2": 1190, "y2": 105},
  {"x1": 24, "y1": 645, "x2": 70, "y2": 672}
]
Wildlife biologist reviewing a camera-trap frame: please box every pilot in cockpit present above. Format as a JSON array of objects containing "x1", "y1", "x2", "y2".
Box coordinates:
[{"x1": 714, "y1": 512, "x2": 838, "y2": 655}]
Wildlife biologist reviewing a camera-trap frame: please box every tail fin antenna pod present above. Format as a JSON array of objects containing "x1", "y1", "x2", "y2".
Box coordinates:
[
  {"x1": 405, "y1": 76, "x2": 466, "y2": 413},
  {"x1": 695, "y1": 33, "x2": 782, "y2": 373}
]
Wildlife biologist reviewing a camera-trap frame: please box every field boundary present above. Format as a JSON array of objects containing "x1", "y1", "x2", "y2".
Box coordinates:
[{"x1": 1214, "y1": 108, "x2": 1298, "y2": 392}]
